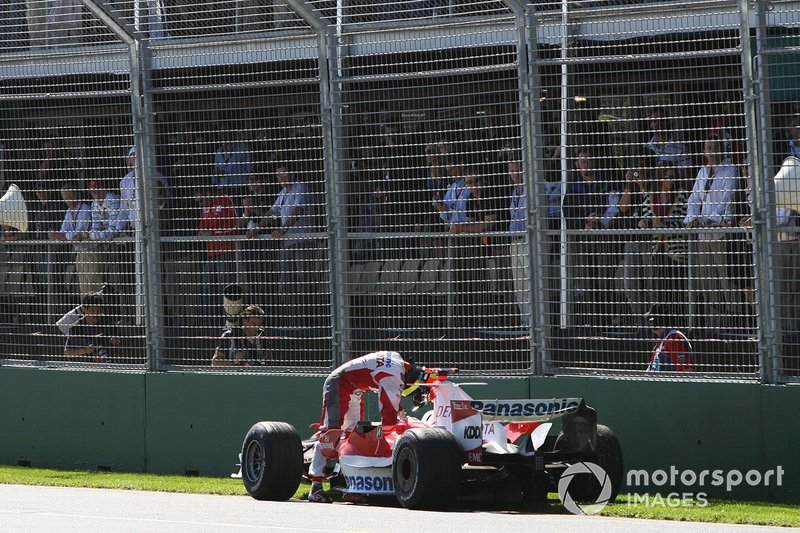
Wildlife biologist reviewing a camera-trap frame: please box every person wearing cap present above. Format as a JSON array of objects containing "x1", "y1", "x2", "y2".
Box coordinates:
[
  {"x1": 211, "y1": 304, "x2": 270, "y2": 367},
  {"x1": 114, "y1": 145, "x2": 169, "y2": 236},
  {"x1": 646, "y1": 305, "x2": 693, "y2": 372},
  {"x1": 115, "y1": 145, "x2": 139, "y2": 235}
]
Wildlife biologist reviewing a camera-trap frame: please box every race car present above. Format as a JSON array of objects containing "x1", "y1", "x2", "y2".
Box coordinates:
[{"x1": 236, "y1": 368, "x2": 623, "y2": 509}]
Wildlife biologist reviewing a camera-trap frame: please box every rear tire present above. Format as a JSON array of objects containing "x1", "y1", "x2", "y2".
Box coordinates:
[
  {"x1": 241, "y1": 421, "x2": 303, "y2": 500},
  {"x1": 593, "y1": 424, "x2": 623, "y2": 500},
  {"x1": 555, "y1": 424, "x2": 623, "y2": 502},
  {"x1": 392, "y1": 427, "x2": 462, "y2": 509}
]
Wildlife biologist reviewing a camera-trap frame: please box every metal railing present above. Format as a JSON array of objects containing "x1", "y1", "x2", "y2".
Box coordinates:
[{"x1": 0, "y1": 0, "x2": 798, "y2": 382}]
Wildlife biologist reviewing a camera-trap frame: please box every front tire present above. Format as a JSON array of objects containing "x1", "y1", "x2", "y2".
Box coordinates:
[
  {"x1": 241, "y1": 421, "x2": 303, "y2": 500},
  {"x1": 392, "y1": 427, "x2": 462, "y2": 510}
]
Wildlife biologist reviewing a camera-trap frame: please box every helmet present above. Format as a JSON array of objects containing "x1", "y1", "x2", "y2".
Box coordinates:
[
  {"x1": 402, "y1": 364, "x2": 427, "y2": 397},
  {"x1": 403, "y1": 363, "x2": 425, "y2": 386}
]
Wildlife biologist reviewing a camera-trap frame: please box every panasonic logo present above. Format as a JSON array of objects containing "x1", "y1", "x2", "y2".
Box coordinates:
[
  {"x1": 469, "y1": 399, "x2": 580, "y2": 420},
  {"x1": 345, "y1": 475, "x2": 394, "y2": 493}
]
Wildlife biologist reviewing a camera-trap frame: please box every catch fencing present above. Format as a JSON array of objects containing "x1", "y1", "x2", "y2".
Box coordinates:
[{"x1": 0, "y1": 0, "x2": 797, "y2": 382}]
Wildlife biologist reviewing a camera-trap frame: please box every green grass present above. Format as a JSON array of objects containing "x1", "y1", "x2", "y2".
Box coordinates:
[
  {"x1": 0, "y1": 465, "x2": 250, "y2": 496},
  {"x1": 601, "y1": 494, "x2": 800, "y2": 528},
  {"x1": 1, "y1": 466, "x2": 798, "y2": 527}
]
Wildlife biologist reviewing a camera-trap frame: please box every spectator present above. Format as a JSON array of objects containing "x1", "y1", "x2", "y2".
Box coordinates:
[
  {"x1": 618, "y1": 163, "x2": 652, "y2": 330},
  {"x1": 684, "y1": 139, "x2": 739, "y2": 333},
  {"x1": 423, "y1": 138, "x2": 452, "y2": 258},
  {"x1": 142, "y1": 0, "x2": 169, "y2": 40},
  {"x1": 562, "y1": 147, "x2": 617, "y2": 327},
  {"x1": 211, "y1": 304, "x2": 271, "y2": 367},
  {"x1": 788, "y1": 114, "x2": 800, "y2": 159},
  {"x1": 707, "y1": 101, "x2": 743, "y2": 165},
  {"x1": 639, "y1": 161, "x2": 690, "y2": 329},
  {"x1": 26, "y1": 0, "x2": 83, "y2": 49},
  {"x1": 449, "y1": 168, "x2": 497, "y2": 330},
  {"x1": 239, "y1": 172, "x2": 275, "y2": 304},
  {"x1": 434, "y1": 147, "x2": 470, "y2": 228},
  {"x1": 28, "y1": 180, "x2": 66, "y2": 326},
  {"x1": 194, "y1": 182, "x2": 238, "y2": 331},
  {"x1": 644, "y1": 107, "x2": 692, "y2": 179},
  {"x1": 263, "y1": 162, "x2": 315, "y2": 328},
  {"x1": 368, "y1": 116, "x2": 425, "y2": 257},
  {"x1": 115, "y1": 145, "x2": 169, "y2": 236},
  {"x1": 214, "y1": 126, "x2": 253, "y2": 200},
  {"x1": 48, "y1": 181, "x2": 100, "y2": 295},
  {"x1": 88, "y1": 178, "x2": 120, "y2": 242},
  {"x1": 646, "y1": 304, "x2": 693, "y2": 372},
  {"x1": 84, "y1": 177, "x2": 120, "y2": 306},
  {"x1": 63, "y1": 294, "x2": 115, "y2": 362},
  {"x1": 507, "y1": 159, "x2": 530, "y2": 329}
]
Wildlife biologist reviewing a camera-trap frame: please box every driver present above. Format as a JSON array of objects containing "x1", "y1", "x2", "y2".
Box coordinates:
[{"x1": 308, "y1": 350, "x2": 424, "y2": 503}]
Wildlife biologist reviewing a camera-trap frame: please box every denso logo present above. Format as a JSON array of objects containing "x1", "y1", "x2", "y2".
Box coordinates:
[
  {"x1": 345, "y1": 475, "x2": 394, "y2": 492},
  {"x1": 469, "y1": 399, "x2": 580, "y2": 418}
]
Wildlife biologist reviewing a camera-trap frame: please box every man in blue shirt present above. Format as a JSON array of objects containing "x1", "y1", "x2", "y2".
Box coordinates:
[{"x1": 265, "y1": 162, "x2": 316, "y2": 327}]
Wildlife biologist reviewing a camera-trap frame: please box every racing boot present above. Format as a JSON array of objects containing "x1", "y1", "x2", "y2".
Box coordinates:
[{"x1": 308, "y1": 482, "x2": 332, "y2": 503}]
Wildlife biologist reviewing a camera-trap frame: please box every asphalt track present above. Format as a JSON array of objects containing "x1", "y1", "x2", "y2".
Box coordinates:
[{"x1": 0, "y1": 484, "x2": 791, "y2": 533}]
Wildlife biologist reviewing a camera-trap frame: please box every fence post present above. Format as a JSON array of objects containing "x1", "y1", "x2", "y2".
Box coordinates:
[
  {"x1": 286, "y1": 0, "x2": 348, "y2": 367},
  {"x1": 745, "y1": 0, "x2": 780, "y2": 383},
  {"x1": 80, "y1": 0, "x2": 163, "y2": 371},
  {"x1": 504, "y1": 0, "x2": 547, "y2": 375}
]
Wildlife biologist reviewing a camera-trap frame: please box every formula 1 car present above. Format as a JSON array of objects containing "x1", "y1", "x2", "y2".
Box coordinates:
[{"x1": 236, "y1": 368, "x2": 623, "y2": 509}]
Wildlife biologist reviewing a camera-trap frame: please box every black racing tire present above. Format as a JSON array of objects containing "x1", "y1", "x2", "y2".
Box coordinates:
[
  {"x1": 241, "y1": 421, "x2": 303, "y2": 501},
  {"x1": 392, "y1": 427, "x2": 462, "y2": 510},
  {"x1": 555, "y1": 424, "x2": 623, "y2": 502},
  {"x1": 593, "y1": 424, "x2": 623, "y2": 500}
]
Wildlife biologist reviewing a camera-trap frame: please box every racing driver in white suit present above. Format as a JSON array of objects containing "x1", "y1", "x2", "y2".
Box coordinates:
[{"x1": 308, "y1": 350, "x2": 423, "y2": 502}]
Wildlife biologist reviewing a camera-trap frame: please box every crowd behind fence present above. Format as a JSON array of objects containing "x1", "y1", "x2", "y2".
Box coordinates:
[{"x1": 0, "y1": 0, "x2": 798, "y2": 383}]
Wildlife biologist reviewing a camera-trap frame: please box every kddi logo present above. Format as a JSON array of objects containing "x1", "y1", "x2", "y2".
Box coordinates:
[{"x1": 557, "y1": 462, "x2": 614, "y2": 515}]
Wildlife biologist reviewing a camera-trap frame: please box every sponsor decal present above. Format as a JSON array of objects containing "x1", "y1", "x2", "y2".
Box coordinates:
[
  {"x1": 375, "y1": 352, "x2": 392, "y2": 368},
  {"x1": 470, "y1": 399, "x2": 580, "y2": 420},
  {"x1": 345, "y1": 475, "x2": 394, "y2": 493}
]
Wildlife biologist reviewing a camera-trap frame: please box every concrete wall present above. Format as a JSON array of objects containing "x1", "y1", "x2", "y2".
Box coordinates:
[{"x1": 0, "y1": 368, "x2": 797, "y2": 502}]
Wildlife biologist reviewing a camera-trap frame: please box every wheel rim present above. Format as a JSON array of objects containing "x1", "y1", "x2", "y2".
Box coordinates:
[
  {"x1": 395, "y1": 447, "x2": 417, "y2": 492},
  {"x1": 244, "y1": 440, "x2": 266, "y2": 484}
]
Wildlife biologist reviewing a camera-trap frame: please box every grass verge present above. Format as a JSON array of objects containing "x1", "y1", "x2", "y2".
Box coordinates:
[{"x1": 1, "y1": 466, "x2": 798, "y2": 527}]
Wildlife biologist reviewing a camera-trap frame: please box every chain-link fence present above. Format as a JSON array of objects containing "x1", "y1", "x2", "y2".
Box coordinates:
[{"x1": 0, "y1": 0, "x2": 797, "y2": 381}]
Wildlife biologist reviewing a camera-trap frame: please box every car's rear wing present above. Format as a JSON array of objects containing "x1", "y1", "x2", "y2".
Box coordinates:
[{"x1": 469, "y1": 398, "x2": 583, "y2": 422}]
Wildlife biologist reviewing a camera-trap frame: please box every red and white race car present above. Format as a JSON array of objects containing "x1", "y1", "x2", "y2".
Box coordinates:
[{"x1": 236, "y1": 368, "x2": 623, "y2": 509}]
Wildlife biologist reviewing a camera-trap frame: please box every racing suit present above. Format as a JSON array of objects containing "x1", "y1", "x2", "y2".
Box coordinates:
[{"x1": 308, "y1": 351, "x2": 409, "y2": 479}]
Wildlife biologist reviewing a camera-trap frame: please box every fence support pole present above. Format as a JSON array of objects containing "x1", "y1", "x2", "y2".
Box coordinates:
[
  {"x1": 81, "y1": 0, "x2": 163, "y2": 371},
  {"x1": 504, "y1": 0, "x2": 547, "y2": 375},
  {"x1": 286, "y1": 0, "x2": 349, "y2": 367},
  {"x1": 745, "y1": 0, "x2": 780, "y2": 383}
]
